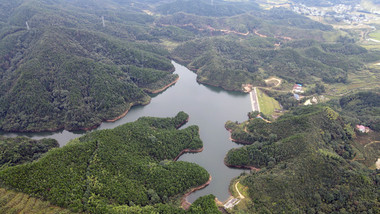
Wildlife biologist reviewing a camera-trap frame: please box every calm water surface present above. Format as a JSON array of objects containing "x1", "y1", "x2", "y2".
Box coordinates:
[{"x1": 3, "y1": 62, "x2": 251, "y2": 202}]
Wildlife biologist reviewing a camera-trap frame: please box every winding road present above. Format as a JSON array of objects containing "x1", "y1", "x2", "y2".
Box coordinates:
[
  {"x1": 364, "y1": 141, "x2": 380, "y2": 148},
  {"x1": 223, "y1": 181, "x2": 245, "y2": 209},
  {"x1": 235, "y1": 181, "x2": 245, "y2": 199}
]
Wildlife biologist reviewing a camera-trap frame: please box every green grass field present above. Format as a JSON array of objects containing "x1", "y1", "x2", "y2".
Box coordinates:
[
  {"x1": 0, "y1": 188, "x2": 72, "y2": 214},
  {"x1": 161, "y1": 39, "x2": 181, "y2": 51},
  {"x1": 257, "y1": 88, "x2": 281, "y2": 116},
  {"x1": 369, "y1": 30, "x2": 380, "y2": 40}
]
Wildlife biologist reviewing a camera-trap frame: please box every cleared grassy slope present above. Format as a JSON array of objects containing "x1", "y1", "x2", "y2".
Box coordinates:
[{"x1": 0, "y1": 188, "x2": 73, "y2": 214}]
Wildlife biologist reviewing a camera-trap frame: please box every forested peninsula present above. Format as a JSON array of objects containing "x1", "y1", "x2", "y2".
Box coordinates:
[{"x1": 0, "y1": 112, "x2": 220, "y2": 213}]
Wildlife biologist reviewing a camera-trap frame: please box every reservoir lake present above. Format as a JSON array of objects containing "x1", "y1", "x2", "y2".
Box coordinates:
[{"x1": 3, "y1": 61, "x2": 252, "y2": 203}]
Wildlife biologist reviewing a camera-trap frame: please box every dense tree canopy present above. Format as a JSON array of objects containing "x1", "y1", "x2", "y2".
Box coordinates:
[
  {"x1": 225, "y1": 105, "x2": 380, "y2": 213},
  {"x1": 334, "y1": 91, "x2": 380, "y2": 131},
  {"x1": 0, "y1": 112, "x2": 210, "y2": 213},
  {"x1": 0, "y1": 0, "x2": 379, "y2": 213},
  {"x1": 1, "y1": 0, "x2": 379, "y2": 130},
  {"x1": 0, "y1": 136, "x2": 58, "y2": 167},
  {"x1": 0, "y1": 0, "x2": 176, "y2": 132}
]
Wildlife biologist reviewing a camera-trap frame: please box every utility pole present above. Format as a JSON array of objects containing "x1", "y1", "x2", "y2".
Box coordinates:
[
  {"x1": 141, "y1": 51, "x2": 144, "y2": 68},
  {"x1": 26, "y1": 21, "x2": 30, "y2": 30}
]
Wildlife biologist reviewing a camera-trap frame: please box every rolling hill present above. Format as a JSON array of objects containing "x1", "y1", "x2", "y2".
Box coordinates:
[
  {"x1": 0, "y1": 0, "x2": 176, "y2": 132},
  {"x1": 225, "y1": 104, "x2": 380, "y2": 213},
  {"x1": 0, "y1": 112, "x2": 212, "y2": 213}
]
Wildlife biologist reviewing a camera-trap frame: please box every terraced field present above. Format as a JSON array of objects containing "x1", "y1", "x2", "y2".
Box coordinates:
[
  {"x1": 0, "y1": 188, "x2": 72, "y2": 214},
  {"x1": 369, "y1": 30, "x2": 380, "y2": 41}
]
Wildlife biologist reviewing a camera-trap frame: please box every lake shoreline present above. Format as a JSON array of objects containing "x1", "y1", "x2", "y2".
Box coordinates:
[
  {"x1": 174, "y1": 147, "x2": 204, "y2": 161},
  {"x1": 106, "y1": 76, "x2": 180, "y2": 122},
  {"x1": 176, "y1": 63, "x2": 244, "y2": 92},
  {"x1": 145, "y1": 76, "x2": 180, "y2": 94},
  {"x1": 225, "y1": 128, "x2": 253, "y2": 145},
  {"x1": 181, "y1": 175, "x2": 212, "y2": 210},
  {"x1": 175, "y1": 117, "x2": 189, "y2": 129},
  {"x1": 104, "y1": 98, "x2": 151, "y2": 123},
  {"x1": 224, "y1": 160, "x2": 261, "y2": 171},
  {"x1": 2, "y1": 100, "x2": 151, "y2": 134},
  {"x1": 1, "y1": 77, "x2": 182, "y2": 134},
  {"x1": 3, "y1": 61, "x2": 252, "y2": 203}
]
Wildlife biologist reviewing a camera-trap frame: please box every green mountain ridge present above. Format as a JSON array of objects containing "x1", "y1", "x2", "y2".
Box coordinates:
[
  {"x1": 1, "y1": 0, "x2": 380, "y2": 130},
  {"x1": 0, "y1": 8, "x2": 177, "y2": 131},
  {"x1": 0, "y1": 112, "x2": 212, "y2": 213},
  {"x1": 172, "y1": 36, "x2": 374, "y2": 90},
  {"x1": 225, "y1": 103, "x2": 380, "y2": 213},
  {"x1": 164, "y1": 6, "x2": 379, "y2": 90},
  {"x1": 0, "y1": 0, "x2": 379, "y2": 213},
  {"x1": 156, "y1": 0, "x2": 260, "y2": 17}
]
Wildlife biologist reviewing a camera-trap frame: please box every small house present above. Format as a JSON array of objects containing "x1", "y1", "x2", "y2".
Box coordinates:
[
  {"x1": 293, "y1": 84, "x2": 304, "y2": 93},
  {"x1": 356, "y1": 125, "x2": 370, "y2": 133}
]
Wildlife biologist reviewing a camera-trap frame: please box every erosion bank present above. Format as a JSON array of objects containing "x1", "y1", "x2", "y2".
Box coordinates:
[
  {"x1": 224, "y1": 160, "x2": 260, "y2": 171},
  {"x1": 145, "y1": 76, "x2": 180, "y2": 94},
  {"x1": 181, "y1": 175, "x2": 212, "y2": 210},
  {"x1": 175, "y1": 116, "x2": 190, "y2": 129},
  {"x1": 225, "y1": 128, "x2": 253, "y2": 145},
  {"x1": 2, "y1": 99, "x2": 151, "y2": 133},
  {"x1": 105, "y1": 77, "x2": 179, "y2": 123},
  {"x1": 105, "y1": 100, "x2": 151, "y2": 123},
  {"x1": 174, "y1": 147, "x2": 204, "y2": 161}
]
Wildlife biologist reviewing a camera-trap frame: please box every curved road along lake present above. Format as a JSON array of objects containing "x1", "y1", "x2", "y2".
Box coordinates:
[{"x1": 3, "y1": 62, "x2": 251, "y2": 203}]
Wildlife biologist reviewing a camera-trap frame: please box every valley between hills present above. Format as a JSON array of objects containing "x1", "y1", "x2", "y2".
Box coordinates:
[{"x1": 0, "y1": 0, "x2": 379, "y2": 213}]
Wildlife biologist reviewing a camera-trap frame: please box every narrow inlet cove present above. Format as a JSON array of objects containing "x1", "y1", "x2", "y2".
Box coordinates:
[{"x1": 3, "y1": 61, "x2": 252, "y2": 203}]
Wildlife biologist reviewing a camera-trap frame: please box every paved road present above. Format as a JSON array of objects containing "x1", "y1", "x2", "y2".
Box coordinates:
[{"x1": 249, "y1": 87, "x2": 260, "y2": 112}]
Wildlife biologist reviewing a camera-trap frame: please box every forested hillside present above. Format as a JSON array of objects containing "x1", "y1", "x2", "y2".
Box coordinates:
[
  {"x1": 156, "y1": 0, "x2": 259, "y2": 17},
  {"x1": 0, "y1": 0, "x2": 379, "y2": 212},
  {"x1": 111, "y1": 194, "x2": 221, "y2": 214},
  {"x1": 0, "y1": 136, "x2": 58, "y2": 167},
  {"x1": 0, "y1": 0, "x2": 177, "y2": 132},
  {"x1": 0, "y1": 187, "x2": 221, "y2": 214},
  {"x1": 173, "y1": 36, "x2": 375, "y2": 90},
  {"x1": 1, "y1": 0, "x2": 379, "y2": 130},
  {"x1": 0, "y1": 112, "x2": 213, "y2": 213},
  {"x1": 225, "y1": 105, "x2": 380, "y2": 213},
  {"x1": 165, "y1": 6, "x2": 379, "y2": 90},
  {"x1": 332, "y1": 91, "x2": 380, "y2": 131}
]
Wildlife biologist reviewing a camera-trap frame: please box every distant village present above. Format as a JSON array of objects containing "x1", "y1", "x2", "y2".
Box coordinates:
[
  {"x1": 291, "y1": 3, "x2": 378, "y2": 24},
  {"x1": 292, "y1": 83, "x2": 303, "y2": 101}
]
